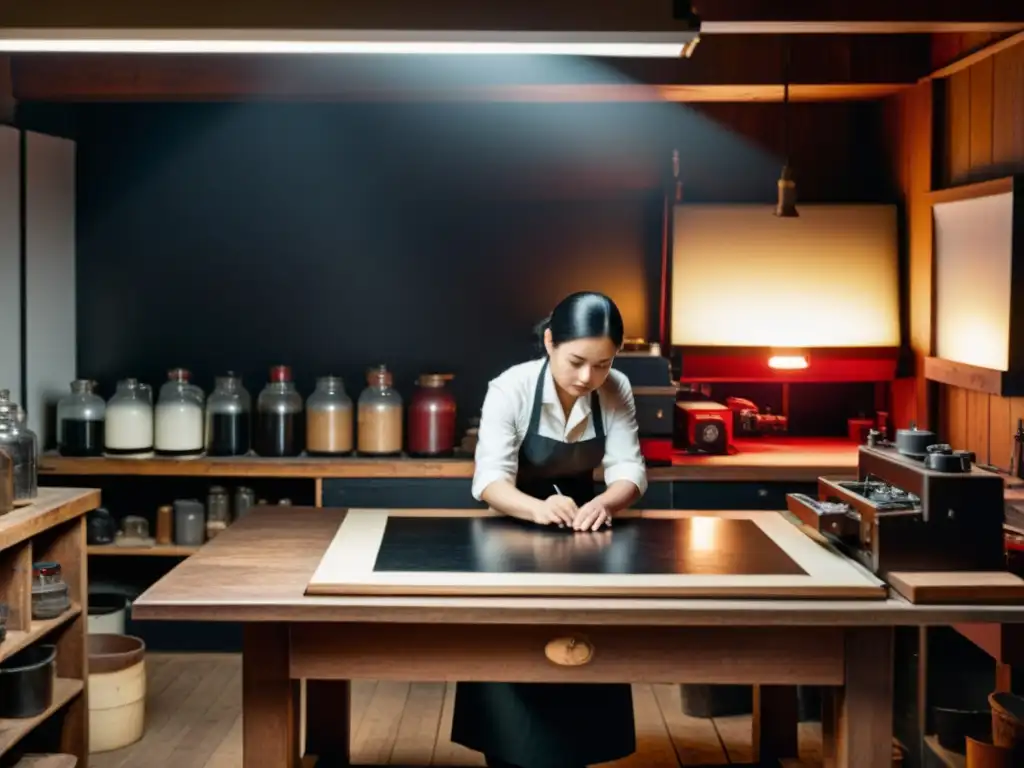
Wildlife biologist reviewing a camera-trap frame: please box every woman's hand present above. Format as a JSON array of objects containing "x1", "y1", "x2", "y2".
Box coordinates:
[
  {"x1": 573, "y1": 499, "x2": 612, "y2": 531},
  {"x1": 533, "y1": 495, "x2": 578, "y2": 527}
]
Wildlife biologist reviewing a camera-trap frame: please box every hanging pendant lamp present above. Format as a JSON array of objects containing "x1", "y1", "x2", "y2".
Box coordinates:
[{"x1": 775, "y1": 39, "x2": 798, "y2": 218}]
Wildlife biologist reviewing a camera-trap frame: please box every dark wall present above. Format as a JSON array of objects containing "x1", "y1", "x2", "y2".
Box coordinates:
[{"x1": 67, "y1": 99, "x2": 891, "y2": 432}]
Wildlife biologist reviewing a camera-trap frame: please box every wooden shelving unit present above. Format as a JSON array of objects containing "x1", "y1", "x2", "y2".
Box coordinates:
[{"x1": 0, "y1": 487, "x2": 100, "y2": 766}]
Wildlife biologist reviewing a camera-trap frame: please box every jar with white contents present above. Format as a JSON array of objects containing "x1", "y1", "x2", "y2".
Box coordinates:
[
  {"x1": 104, "y1": 379, "x2": 154, "y2": 457},
  {"x1": 154, "y1": 368, "x2": 205, "y2": 458}
]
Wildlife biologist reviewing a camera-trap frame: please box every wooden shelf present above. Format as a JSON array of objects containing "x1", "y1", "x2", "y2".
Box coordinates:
[
  {"x1": 87, "y1": 545, "x2": 199, "y2": 557},
  {"x1": 0, "y1": 678, "x2": 83, "y2": 757},
  {"x1": 0, "y1": 487, "x2": 97, "y2": 765},
  {"x1": 0, "y1": 604, "x2": 81, "y2": 664},
  {"x1": 38, "y1": 439, "x2": 861, "y2": 483},
  {"x1": 0, "y1": 488, "x2": 100, "y2": 550},
  {"x1": 39, "y1": 453, "x2": 475, "y2": 479},
  {"x1": 924, "y1": 356, "x2": 1024, "y2": 397}
]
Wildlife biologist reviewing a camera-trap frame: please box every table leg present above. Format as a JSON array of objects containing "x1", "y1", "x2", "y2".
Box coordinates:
[
  {"x1": 305, "y1": 680, "x2": 351, "y2": 766},
  {"x1": 824, "y1": 627, "x2": 894, "y2": 768},
  {"x1": 753, "y1": 685, "x2": 799, "y2": 763},
  {"x1": 243, "y1": 623, "x2": 300, "y2": 768}
]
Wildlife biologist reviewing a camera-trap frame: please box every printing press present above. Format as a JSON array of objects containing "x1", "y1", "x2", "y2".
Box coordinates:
[{"x1": 786, "y1": 426, "x2": 1008, "y2": 580}]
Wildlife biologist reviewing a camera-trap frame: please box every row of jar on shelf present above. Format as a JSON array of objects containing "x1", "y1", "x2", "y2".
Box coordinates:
[
  {"x1": 55, "y1": 363, "x2": 458, "y2": 459},
  {"x1": 87, "y1": 484, "x2": 287, "y2": 548}
]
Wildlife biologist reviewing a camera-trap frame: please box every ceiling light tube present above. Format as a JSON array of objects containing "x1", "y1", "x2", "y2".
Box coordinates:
[{"x1": 0, "y1": 28, "x2": 699, "y2": 57}]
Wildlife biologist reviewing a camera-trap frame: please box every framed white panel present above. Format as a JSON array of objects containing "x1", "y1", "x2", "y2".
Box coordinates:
[
  {"x1": 670, "y1": 204, "x2": 900, "y2": 348},
  {"x1": 307, "y1": 508, "x2": 886, "y2": 599},
  {"x1": 25, "y1": 131, "x2": 76, "y2": 448},
  {"x1": 0, "y1": 127, "x2": 20, "y2": 401},
  {"x1": 933, "y1": 192, "x2": 1014, "y2": 371}
]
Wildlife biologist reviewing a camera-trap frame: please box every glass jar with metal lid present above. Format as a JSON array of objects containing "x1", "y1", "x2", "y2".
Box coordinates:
[
  {"x1": 255, "y1": 365, "x2": 303, "y2": 457},
  {"x1": 56, "y1": 379, "x2": 106, "y2": 457},
  {"x1": 205, "y1": 372, "x2": 251, "y2": 457},
  {"x1": 357, "y1": 365, "x2": 403, "y2": 455},
  {"x1": 306, "y1": 375, "x2": 353, "y2": 456},
  {"x1": 0, "y1": 389, "x2": 38, "y2": 504},
  {"x1": 104, "y1": 378, "x2": 154, "y2": 457},
  {"x1": 154, "y1": 368, "x2": 205, "y2": 458}
]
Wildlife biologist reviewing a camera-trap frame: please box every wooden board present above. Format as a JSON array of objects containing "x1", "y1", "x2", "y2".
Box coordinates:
[
  {"x1": 888, "y1": 571, "x2": 1024, "y2": 604},
  {"x1": 305, "y1": 509, "x2": 887, "y2": 599},
  {"x1": 37, "y1": 437, "x2": 860, "y2": 482}
]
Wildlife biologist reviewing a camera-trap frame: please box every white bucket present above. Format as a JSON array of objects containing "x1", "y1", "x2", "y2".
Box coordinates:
[{"x1": 87, "y1": 593, "x2": 128, "y2": 635}]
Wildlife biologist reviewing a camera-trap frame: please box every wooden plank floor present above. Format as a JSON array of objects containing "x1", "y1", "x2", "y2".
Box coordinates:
[{"x1": 88, "y1": 654, "x2": 824, "y2": 767}]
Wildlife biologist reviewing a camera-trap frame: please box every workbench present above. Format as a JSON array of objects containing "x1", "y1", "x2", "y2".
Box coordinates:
[{"x1": 131, "y1": 506, "x2": 1024, "y2": 768}]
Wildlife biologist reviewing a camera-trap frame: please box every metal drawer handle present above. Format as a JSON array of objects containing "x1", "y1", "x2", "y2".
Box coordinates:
[{"x1": 544, "y1": 636, "x2": 594, "y2": 666}]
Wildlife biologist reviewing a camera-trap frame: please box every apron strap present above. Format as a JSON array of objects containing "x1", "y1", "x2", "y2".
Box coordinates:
[{"x1": 526, "y1": 359, "x2": 548, "y2": 436}]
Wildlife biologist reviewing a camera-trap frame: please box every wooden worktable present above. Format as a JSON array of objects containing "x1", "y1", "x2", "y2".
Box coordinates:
[
  {"x1": 40, "y1": 437, "x2": 857, "y2": 482},
  {"x1": 132, "y1": 506, "x2": 1024, "y2": 768}
]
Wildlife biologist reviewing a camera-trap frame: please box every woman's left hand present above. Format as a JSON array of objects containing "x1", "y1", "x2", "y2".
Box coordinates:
[{"x1": 573, "y1": 500, "x2": 612, "y2": 531}]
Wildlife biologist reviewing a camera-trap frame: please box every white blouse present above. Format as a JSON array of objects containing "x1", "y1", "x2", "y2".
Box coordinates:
[{"x1": 471, "y1": 357, "x2": 648, "y2": 501}]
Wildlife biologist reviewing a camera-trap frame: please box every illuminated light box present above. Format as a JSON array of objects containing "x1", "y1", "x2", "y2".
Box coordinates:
[
  {"x1": 669, "y1": 204, "x2": 900, "y2": 382},
  {"x1": 925, "y1": 176, "x2": 1024, "y2": 396}
]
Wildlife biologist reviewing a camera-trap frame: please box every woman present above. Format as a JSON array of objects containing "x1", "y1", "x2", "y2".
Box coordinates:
[{"x1": 451, "y1": 291, "x2": 648, "y2": 768}]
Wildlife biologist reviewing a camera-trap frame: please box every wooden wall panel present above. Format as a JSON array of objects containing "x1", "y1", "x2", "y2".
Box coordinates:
[
  {"x1": 933, "y1": 39, "x2": 1024, "y2": 468},
  {"x1": 885, "y1": 82, "x2": 933, "y2": 430}
]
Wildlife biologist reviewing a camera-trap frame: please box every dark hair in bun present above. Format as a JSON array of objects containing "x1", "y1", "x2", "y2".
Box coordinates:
[{"x1": 534, "y1": 292, "x2": 624, "y2": 353}]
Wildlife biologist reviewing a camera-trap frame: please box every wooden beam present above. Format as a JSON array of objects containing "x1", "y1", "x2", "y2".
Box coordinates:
[
  {"x1": 0, "y1": 0, "x2": 1020, "y2": 33},
  {"x1": 922, "y1": 29, "x2": 1024, "y2": 81}
]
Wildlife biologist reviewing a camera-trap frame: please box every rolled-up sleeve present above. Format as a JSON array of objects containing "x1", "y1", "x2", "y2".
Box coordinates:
[
  {"x1": 471, "y1": 380, "x2": 522, "y2": 500},
  {"x1": 602, "y1": 373, "x2": 648, "y2": 496}
]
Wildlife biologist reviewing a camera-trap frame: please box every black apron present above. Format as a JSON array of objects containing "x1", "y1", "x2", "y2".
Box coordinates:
[{"x1": 451, "y1": 360, "x2": 636, "y2": 768}]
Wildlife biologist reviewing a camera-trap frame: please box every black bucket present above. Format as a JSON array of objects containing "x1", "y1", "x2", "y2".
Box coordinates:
[{"x1": 0, "y1": 644, "x2": 56, "y2": 717}]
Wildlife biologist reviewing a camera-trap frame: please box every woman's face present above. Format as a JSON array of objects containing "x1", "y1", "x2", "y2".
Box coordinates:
[{"x1": 544, "y1": 329, "x2": 618, "y2": 398}]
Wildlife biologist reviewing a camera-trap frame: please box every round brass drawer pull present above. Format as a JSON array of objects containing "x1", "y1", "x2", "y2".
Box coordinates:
[{"x1": 544, "y1": 636, "x2": 594, "y2": 666}]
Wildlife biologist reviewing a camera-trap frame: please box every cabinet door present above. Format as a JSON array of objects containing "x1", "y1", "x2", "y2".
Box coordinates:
[
  {"x1": 671, "y1": 481, "x2": 817, "y2": 510},
  {"x1": 322, "y1": 478, "x2": 486, "y2": 509}
]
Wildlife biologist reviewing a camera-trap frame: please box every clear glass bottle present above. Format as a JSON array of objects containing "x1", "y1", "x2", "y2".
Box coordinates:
[
  {"x1": 357, "y1": 365, "x2": 403, "y2": 455},
  {"x1": 254, "y1": 365, "x2": 303, "y2": 457},
  {"x1": 206, "y1": 485, "x2": 231, "y2": 539},
  {"x1": 56, "y1": 379, "x2": 106, "y2": 457},
  {"x1": 205, "y1": 373, "x2": 251, "y2": 457},
  {"x1": 154, "y1": 368, "x2": 205, "y2": 458},
  {"x1": 306, "y1": 376, "x2": 353, "y2": 455},
  {"x1": 0, "y1": 389, "x2": 38, "y2": 504},
  {"x1": 104, "y1": 378, "x2": 154, "y2": 457}
]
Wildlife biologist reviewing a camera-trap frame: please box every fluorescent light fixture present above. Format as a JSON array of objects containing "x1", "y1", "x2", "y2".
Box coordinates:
[{"x1": 0, "y1": 28, "x2": 699, "y2": 57}]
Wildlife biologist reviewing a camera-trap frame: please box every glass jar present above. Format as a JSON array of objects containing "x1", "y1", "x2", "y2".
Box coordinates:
[
  {"x1": 173, "y1": 499, "x2": 205, "y2": 546},
  {"x1": 56, "y1": 379, "x2": 106, "y2": 457},
  {"x1": 104, "y1": 378, "x2": 154, "y2": 457},
  {"x1": 0, "y1": 389, "x2": 38, "y2": 504},
  {"x1": 254, "y1": 365, "x2": 303, "y2": 457},
  {"x1": 154, "y1": 368, "x2": 205, "y2": 458},
  {"x1": 306, "y1": 376, "x2": 353, "y2": 456},
  {"x1": 408, "y1": 373, "x2": 457, "y2": 457},
  {"x1": 205, "y1": 373, "x2": 251, "y2": 457},
  {"x1": 0, "y1": 448, "x2": 13, "y2": 514},
  {"x1": 233, "y1": 486, "x2": 255, "y2": 518},
  {"x1": 357, "y1": 365, "x2": 403, "y2": 455},
  {"x1": 206, "y1": 485, "x2": 231, "y2": 539}
]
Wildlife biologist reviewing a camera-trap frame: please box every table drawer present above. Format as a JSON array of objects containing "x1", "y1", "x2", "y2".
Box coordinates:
[{"x1": 290, "y1": 623, "x2": 843, "y2": 685}]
